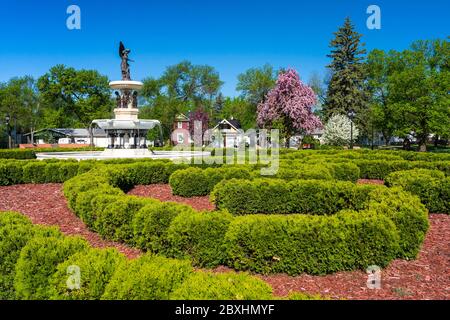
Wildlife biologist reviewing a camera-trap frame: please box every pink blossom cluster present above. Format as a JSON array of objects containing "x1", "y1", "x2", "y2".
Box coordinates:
[{"x1": 257, "y1": 69, "x2": 322, "y2": 133}]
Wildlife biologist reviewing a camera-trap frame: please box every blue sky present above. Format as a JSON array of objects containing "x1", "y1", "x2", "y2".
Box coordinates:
[{"x1": 0, "y1": 0, "x2": 448, "y2": 96}]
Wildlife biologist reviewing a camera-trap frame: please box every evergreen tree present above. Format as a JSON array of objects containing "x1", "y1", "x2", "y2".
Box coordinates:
[{"x1": 324, "y1": 17, "x2": 368, "y2": 133}]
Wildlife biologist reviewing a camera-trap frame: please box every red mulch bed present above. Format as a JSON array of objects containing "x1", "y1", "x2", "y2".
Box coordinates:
[
  {"x1": 260, "y1": 213, "x2": 450, "y2": 300},
  {"x1": 128, "y1": 184, "x2": 215, "y2": 211},
  {"x1": 1, "y1": 183, "x2": 449, "y2": 299},
  {"x1": 0, "y1": 184, "x2": 141, "y2": 259},
  {"x1": 357, "y1": 179, "x2": 385, "y2": 185}
]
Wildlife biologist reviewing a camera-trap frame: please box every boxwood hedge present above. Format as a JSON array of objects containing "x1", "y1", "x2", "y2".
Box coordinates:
[
  {"x1": 61, "y1": 163, "x2": 430, "y2": 275},
  {"x1": 385, "y1": 169, "x2": 449, "y2": 214}
]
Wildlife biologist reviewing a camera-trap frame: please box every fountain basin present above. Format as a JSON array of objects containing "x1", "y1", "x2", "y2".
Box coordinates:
[{"x1": 109, "y1": 80, "x2": 144, "y2": 90}]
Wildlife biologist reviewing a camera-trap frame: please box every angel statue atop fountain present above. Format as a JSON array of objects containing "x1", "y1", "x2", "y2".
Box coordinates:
[{"x1": 119, "y1": 41, "x2": 133, "y2": 80}]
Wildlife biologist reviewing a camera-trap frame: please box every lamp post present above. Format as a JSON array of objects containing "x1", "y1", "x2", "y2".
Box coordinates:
[
  {"x1": 347, "y1": 109, "x2": 356, "y2": 150},
  {"x1": 5, "y1": 114, "x2": 11, "y2": 149}
]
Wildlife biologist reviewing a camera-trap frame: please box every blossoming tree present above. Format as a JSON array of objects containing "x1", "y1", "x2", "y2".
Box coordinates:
[
  {"x1": 322, "y1": 114, "x2": 359, "y2": 146},
  {"x1": 257, "y1": 69, "x2": 322, "y2": 147}
]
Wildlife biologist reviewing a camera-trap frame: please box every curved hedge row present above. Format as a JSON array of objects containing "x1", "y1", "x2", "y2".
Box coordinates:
[
  {"x1": 211, "y1": 179, "x2": 379, "y2": 215},
  {"x1": 0, "y1": 211, "x2": 274, "y2": 300},
  {"x1": 63, "y1": 165, "x2": 429, "y2": 275},
  {"x1": 168, "y1": 162, "x2": 361, "y2": 197},
  {"x1": 386, "y1": 169, "x2": 450, "y2": 214},
  {"x1": 169, "y1": 167, "x2": 252, "y2": 197}
]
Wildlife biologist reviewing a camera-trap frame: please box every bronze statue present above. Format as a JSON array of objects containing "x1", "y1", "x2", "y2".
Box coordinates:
[
  {"x1": 119, "y1": 41, "x2": 132, "y2": 80},
  {"x1": 114, "y1": 91, "x2": 121, "y2": 108},
  {"x1": 132, "y1": 91, "x2": 138, "y2": 108}
]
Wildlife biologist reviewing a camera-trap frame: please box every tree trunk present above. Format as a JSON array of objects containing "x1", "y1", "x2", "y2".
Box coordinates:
[
  {"x1": 418, "y1": 141, "x2": 427, "y2": 152},
  {"x1": 418, "y1": 134, "x2": 428, "y2": 152},
  {"x1": 88, "y1": 126, "x2": 94, "y2": 148}
]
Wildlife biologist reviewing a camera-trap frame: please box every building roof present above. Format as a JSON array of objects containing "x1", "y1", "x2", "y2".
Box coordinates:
[
  {"x1": 25, "y1": 128, "x2": 107, "y2": 138},
  {"x1": 175, "y1": 114, "x2": 190, "y2": 122},
  {"x1": 211, "y1": 118, "x2": 242, "y2": 131}
]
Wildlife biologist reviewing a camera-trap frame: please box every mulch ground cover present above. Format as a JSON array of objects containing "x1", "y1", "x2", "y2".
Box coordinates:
[{"x1": 1, "y1": 183, "x2": 448, "y2": 300}]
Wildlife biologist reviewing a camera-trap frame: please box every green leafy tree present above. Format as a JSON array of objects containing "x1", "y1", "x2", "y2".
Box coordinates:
[
  {"x1": 324, "y1": 18, "x2": 368, "y2": 133},
  {"x1": 388, "y1": 39, "x2": 450, "y2": 151},
  {"x1": 220, "y1": 97, "x2": 256, "y2": 130},
  {"x1": 37, "y1": 65, "x2": 113, "y2": 143},
  {"x1": 366, "y1": 49, "x2": 397, "y2": 145},
  {"x1": 236, "y1": 64, "x2": 277, "y2": 106},
  {"x1": 0, "y1": 76, "x2": 40, "y2": 146}
]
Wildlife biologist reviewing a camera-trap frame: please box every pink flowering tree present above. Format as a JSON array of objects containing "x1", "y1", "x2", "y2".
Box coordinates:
[
  {"x1": 189, "y1": 107, "x2": 209, "y2": 145},
  {"x1": 257, "y1": 69, "x2": 322, "y2": 147}
]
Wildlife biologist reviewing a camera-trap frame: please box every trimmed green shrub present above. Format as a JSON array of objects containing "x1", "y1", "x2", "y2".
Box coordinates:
[
  {"x1": 22, "y1": 162, "x2": 48, "y2": 183},
  {"x1": 170, "y1": 167, "x2": 210, "y2": 197},
  {"x1": 63, "y1": 172, "x2": 112, "y2": 209},
  {"x1": 386, "y1": 169, "x2": 449, "y2": 214},
  {"x1": 211, "y1": 179, "x2": 382, "y2": 215},
  {"x1": 49, "y1": 248, "x2": 125, "y2": 300},
  {"x1": 326, "y1": 162, "x2": 360, "y2": 182},
  {"x1": 272, "y1": 166, "x2": 333, "y2": 181},
  {"x1": 133, "y1": 202, "x2": 196, "y2": 253},
  {"x1": 169, "y1": 166, "x2": 252, "y2": 197},
  {"x1": 364, "y1": 187, "x2": 429, "y2": 258},
  {"x1": 0, "y1": 212, "x2": 34, "y2": 299},
  {"x1": 14, "y1": 235, "x2": 89, "y2": 300},
  {"x1": 167, "y1": 210, "x2": 234, "y2": 267},
  {"x1": 170, "y1": 271, "x2": 273, "y2": 300},
  {"x1": 211, "y1": 179, "x2": 290, "y2": 215},
  {"x1": 0, "y1": 161, "x2": 23, "y2": 185},
  {"x1": 224, "y1": 211, "x2": 400, "y2": 275},
  {"x1": 102, "y1": 254, "x2": 192, "y2": 300},
  {"x1": 74, "y1": 187, "x2": 123, "y2": 228},
  {"x1": 95, "y1": 196, "x2": 158, "y2": 244}
]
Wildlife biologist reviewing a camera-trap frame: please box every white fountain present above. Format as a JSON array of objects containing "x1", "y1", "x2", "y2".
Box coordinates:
[{"x1": 36, "y1": 42, "x2": 209, "y2": 161}]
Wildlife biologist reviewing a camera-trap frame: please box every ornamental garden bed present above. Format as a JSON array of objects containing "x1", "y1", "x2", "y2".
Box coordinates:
[{"x1": 1, "y1": 149, "x2": 449, "y2": 300}]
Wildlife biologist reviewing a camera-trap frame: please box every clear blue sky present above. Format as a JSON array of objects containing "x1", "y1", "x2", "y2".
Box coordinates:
[{"x1": 1, "y1": 0, "x2": 448, "y2": 96}]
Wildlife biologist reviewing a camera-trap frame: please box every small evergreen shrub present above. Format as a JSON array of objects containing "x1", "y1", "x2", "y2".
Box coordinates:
[
  {"x1": 49, "y1": 248, "x2": 125, "y2": 300},
  {"x1": 133, "y1": 202, "x2": 195, "y2": 253},
  {"x1": 167, "y1": 210, "x2": 234, "y2": 267},
  {"x1": 386, "y1": 169, "x2": 449, "y2": 214},
  {"x1": 14, "y1": 235, "x2": 89, "y2": 300},
  {"x1": 102, "y1": 254, "x2": 192, "y2": 300},
  {"x1": 224, "y1": 211, "x2": 399, "y2": 275},
  {"x1": 95, "y1": 196, "x2": 158, "y2": 244},
  {"x1": 170, "y1": 271, "x2": 273, "y2": 300}
]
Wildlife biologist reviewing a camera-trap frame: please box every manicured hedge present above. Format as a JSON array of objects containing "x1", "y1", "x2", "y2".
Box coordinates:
[
  {"x1": 14, "y1": 234, "x2": 89, "y2": 299},
  {"x1": 211, "y1": 179, "x2": 380, "y2": 215},
  {"x1": 364, "y1": 187, "x2": 429, "y2": 258},
  {"x1": 386, "y1": 169, "x2": 449, "y2": 214},
  {"x1": 169, "y1": 166, "x2": 252, "y2": 197},
  {"x1": 0, "y1": 159, "x2": 97, "y2": 186},
  {"x1": 0, "y1": 212, "x2": 63, "y2": 300},
  {"x1": 49, "y1": 248, "x2": 125, "y2": 300},
  {"x1": 0, "y1": 211, "x2": 277, "y2": 300},
  {"x1": 170, "y1": 271, "x2": 273, "y2": 300},
  {"x1": 133, "y1": 202, "x2": 196, "y2": 253},
  {"x1": 166, "y1": 210, "x2": 234, "y2": 267},
  {"x1": 0, "y1": 212, "x2": 35, "y2": 299},
  {"x1": 95, "y1": 196, "x2": 158, "y2": 244},
  {"x1": 102, "y1": 254, "x2": 192, "y2": 300},
  {"x1": 62, "y1": 163, "x2": 430, "y2": 275},
  {"x1": 277, "y1": 162, "x2": 360, "y2": 182},
  {"x1": 224, "y1": 210, "x2": 400, "y2": 275}
]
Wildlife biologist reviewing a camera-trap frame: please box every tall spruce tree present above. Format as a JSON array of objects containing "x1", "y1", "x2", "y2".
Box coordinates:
[{"x1": 324, "y1": 18, "x2": 368, "y2": 133}]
